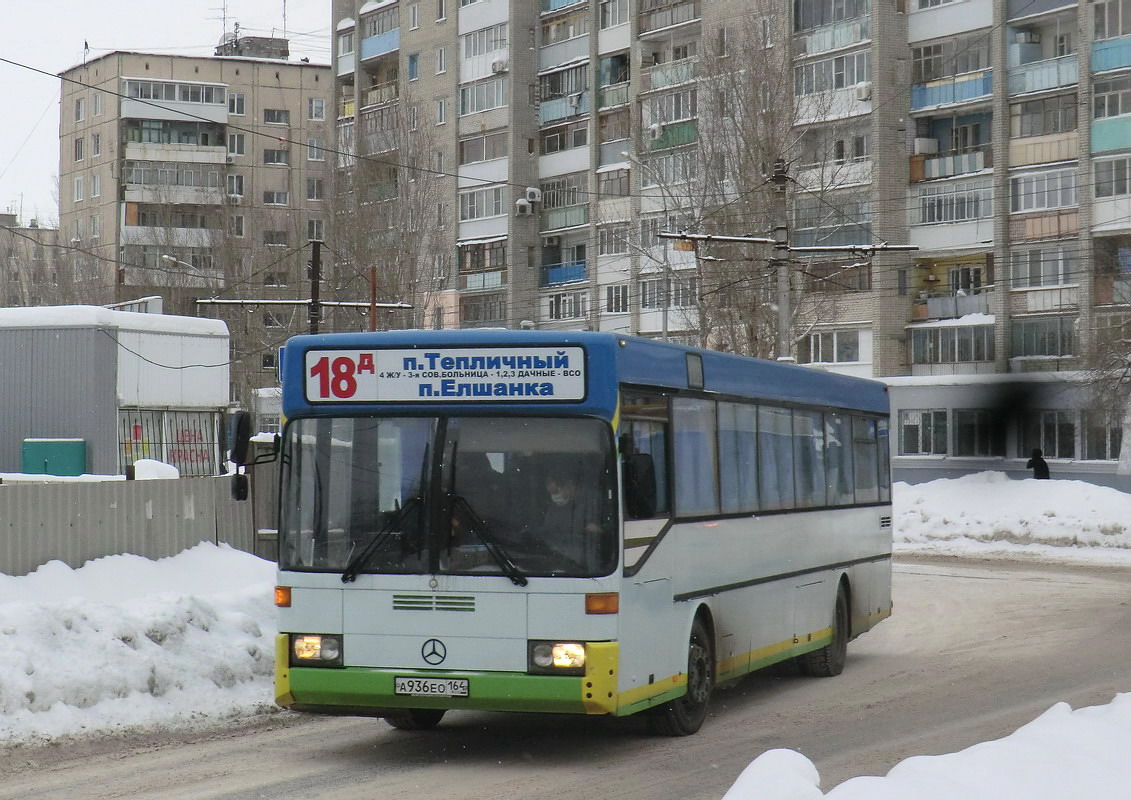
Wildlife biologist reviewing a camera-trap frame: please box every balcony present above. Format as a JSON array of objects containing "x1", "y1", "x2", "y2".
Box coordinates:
[
  {"x1": 339, "y1": 97, "x2": 356, "y2": 119},
  {"x1": 598, "y1": 83, "x2": 629, "y2": 109},
  {"x1": 1008, "y1": 54, "x2": 1077, "y2": 95},
  {"x1": 794, "y1": 17, "x2": 870, "y2": 56},
  {"x1": 540, "y1": 92, "x2": 589, "y2": 124},
  {"x1": 642, "y1": 58, "x2": 696, "y2": 92},
  {"x1": 362, "y1": 80, "x2": 399, "y2": 108},
  {"x1": 360, "y1": 29, "x2": 400, "y2": 61},
  {"x1": 540, "y1": 260, "x2": 587, "y2": 287},
  {"x1": 542, "y1": 0, "x2": 585, "y2": 10},
  {"x1": 1092, "y1": 36, "x2": 1131, "y2": 74},
  {"x1": 1095, "y1": 274, "x2": 1131, "y2": 305},
  {"x1": 460, "y1": 269, "x2": 506, "y2": 291},
  {"x1": 639, "y1": 0, "x2": 701, "y2": 35},
  {"x1": 541, "y1": 205, "x2": 589, "y2": 231},
  {"x1": 912, "y1": 287, "x2": 992, "y2": 321},
  {"x1": 911, "y1": 70, "x2": 992, "y2": 111},
  {"x1": 909, "y1": 148, "x2": 991, "y2": 182},
  {"x1": 649, "y1": 119, "x2": 697, "y2": 150},
  {"x1": 1010, "y1": 131, "x2": 1077, "y2": 167},
  {"x1": 539, "y1": 34, "x2": 589, "y2": 71},
  {"x1": 1093, "y1": 115, "x2": 1131, "y2": 155}
]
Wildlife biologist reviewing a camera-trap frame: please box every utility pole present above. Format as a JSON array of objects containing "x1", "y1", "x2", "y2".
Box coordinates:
[
  {"x1": 770, "y1": 160, "x2": 792, "y2": 360},
  {"x1": 308, "y1": 239, "x2": 321, "y2": 335}
]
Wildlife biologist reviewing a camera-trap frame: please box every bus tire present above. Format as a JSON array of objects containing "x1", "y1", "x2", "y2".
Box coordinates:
[
  {"x1": 801, "y1": 583, "x2": 849, "y2": 678},
  {"x1": 649, "y1": 616, "x2": 714, "y2": 736},
  {"x1": 384, "y1": 708, "x2": 446, "y2": 731}
]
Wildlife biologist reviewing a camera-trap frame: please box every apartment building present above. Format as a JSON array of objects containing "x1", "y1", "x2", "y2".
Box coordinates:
[
  {"x1": 0, "y1": 214, "x2": 65, "y2": 307},
  {"x1": 330, "y1": 0, "x2": 1130, "y2": 489},
  {"x1": 58, "y1": 44, "x2": 332, "y2": 408}
]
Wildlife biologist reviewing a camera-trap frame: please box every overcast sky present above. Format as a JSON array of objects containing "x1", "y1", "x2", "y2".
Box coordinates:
[{"x1": 0, "y1": 0, "x2": 331, "y2": 227}]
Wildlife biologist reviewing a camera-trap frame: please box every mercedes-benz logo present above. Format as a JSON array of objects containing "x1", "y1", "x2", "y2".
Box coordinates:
[{"x1": 421, "y1": 638, "x2": 447, "y2": 665}]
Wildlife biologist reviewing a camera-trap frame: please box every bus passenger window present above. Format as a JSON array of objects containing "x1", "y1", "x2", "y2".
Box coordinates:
[{"x1": 620, "y1": 422, "x2": 669, "y2": 519}]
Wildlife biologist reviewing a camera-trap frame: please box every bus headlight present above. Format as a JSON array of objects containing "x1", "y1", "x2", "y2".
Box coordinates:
[
  {"x1": 528, "y1": 641, "x2": 586, "y2": 675},
  {"x1": 290, "y1": 634, "x2": 343, "y2": 667}
]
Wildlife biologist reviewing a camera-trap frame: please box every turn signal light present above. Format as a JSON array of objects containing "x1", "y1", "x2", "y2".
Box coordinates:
[
  {"x1": 585, "y1": 592, "x2": 619, "y2": 614},
  {"x1": 275, "y1": 586, "x2": 292, "y2": 607}
]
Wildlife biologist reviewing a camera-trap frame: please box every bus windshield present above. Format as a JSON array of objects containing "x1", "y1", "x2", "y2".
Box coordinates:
[{"x1": 279, "y1": 416, "x2": 618, "y2": 578}]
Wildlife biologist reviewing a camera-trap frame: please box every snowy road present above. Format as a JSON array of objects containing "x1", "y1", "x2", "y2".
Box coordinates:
[{"x1": 4, "y1": 555, "x2": 1130, "y2": 800}]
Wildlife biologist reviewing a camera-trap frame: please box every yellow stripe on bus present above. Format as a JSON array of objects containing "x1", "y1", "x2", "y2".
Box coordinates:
[{"x1": 275, "y1": 634, "x2": 296, "y2": 708}]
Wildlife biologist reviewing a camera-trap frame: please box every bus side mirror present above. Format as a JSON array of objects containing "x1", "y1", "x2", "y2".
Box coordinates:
[
  {"x1": 228, "y1": 411, "x2": 253, "y2": 466},
  {"x1": 231, "y1": 472, "x2": 249, "y2": 501}
]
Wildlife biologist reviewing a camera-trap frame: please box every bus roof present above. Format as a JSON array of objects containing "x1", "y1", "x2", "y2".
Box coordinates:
[{"x1": 280, "y1": 330, "x2": 888, "y2": 419}]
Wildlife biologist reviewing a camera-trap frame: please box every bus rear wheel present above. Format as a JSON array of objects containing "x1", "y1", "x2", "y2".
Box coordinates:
[
  {"x1": 801, "y1": 583, "x2": 849, "y2": 678},
  {"x1": 384, "y1": 708, "x2": 446, "y2": 731},
  {"x1": 649, "y1": 616, "x2": 714, "y2": 736}
]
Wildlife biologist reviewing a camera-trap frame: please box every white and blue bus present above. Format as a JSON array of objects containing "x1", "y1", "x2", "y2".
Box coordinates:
[{"x1": 266, "y1": 330, "x2": 892, "y2": 735}]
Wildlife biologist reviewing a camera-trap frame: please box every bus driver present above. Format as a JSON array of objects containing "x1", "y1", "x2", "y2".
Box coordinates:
[{"x1": 541, "y1": 471, "x2": 604, "y2": 568}]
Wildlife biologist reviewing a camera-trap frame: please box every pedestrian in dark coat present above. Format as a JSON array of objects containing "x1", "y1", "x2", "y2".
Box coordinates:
[{"x1": 1026, "y1": 448, "x2": 1050, "y2": 479}]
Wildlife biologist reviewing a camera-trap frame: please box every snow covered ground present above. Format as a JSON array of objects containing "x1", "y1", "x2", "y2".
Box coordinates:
[{"x1": 2, "y1": 472, "x2": 1130, "y2": 799}]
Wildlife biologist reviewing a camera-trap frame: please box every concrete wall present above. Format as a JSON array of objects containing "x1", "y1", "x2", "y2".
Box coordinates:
[{"x1": 0, "y1": 476, "x2": 258, "y2": 577}]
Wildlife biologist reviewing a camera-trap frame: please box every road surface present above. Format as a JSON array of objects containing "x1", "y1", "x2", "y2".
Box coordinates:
[{"x1": 4, "y1": 555, "x2": 1130, "y2": 799}]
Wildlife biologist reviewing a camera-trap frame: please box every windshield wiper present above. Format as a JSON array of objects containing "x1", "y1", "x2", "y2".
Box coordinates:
[
  {"x1": 341, "y1": 495, "x2": 422, "y2": 583},
  {"x1": 449, "y1": 493, "x2": 528, "y2": 587}
]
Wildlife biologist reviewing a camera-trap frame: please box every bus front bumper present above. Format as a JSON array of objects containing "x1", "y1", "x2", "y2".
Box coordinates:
[{"x1": 275, "y1": 635, "x2": 619, "y2": 716}]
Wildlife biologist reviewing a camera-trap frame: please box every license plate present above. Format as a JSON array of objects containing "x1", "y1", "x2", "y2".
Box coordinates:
[{"x1": 394, "y1": 677, "x2": 469, "y2": 697}]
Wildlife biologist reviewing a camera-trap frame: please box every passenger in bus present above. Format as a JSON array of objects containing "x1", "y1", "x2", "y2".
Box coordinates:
[{"x1": 542, "y1": 470, "x2": 604, "y2": 568}]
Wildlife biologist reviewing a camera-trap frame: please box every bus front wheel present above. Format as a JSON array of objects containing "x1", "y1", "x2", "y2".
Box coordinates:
[
  {"x1": 384, "y1": 708, "x2": 446, "y2": 731},
  {"x1": 801, "y1": 583, "x2": 849, "y2": 678},
  {"x1": 649, "y1": 616, "x2": 714, "y2": 736}
]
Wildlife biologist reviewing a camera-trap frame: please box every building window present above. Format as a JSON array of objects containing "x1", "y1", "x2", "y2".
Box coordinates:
[
  {"x1": 228, "y1": 133, "x2": 245, "y2": 155},
  {"x1": 547, "y1": 290, "x2": 588, "y2": 320},
  {"x1": 1010, "y1": 95, "x2": 1076, "y2": 138},
  {"x1": 408, "y1": 53, "x2": 420, "y2": 80},
  {"x1": 437, "y1": 0, "x2": 447, "y2": 19},
  {"x1": 93, "y1": 93, "x2": 102, "y2": 116},
  {"x1": 1010, "y1": 168, "x2": 1077, "y2": 213},
  {"x1": 1095, "y1": 156, "x2": 1131, "y2": 198},
  {"x1": 913, "y1": 178, "x2": 993, "y2": 224},
  {"x1": 462, "y1": 22, "x2": 507, "y2": 58},
  {"x1": 540, "y1": 120, "x2": 588, "y2": 154},
  {"x1": 605, "y1": 284, "x2": 629, "y2": 313},
  {"x1": 461, "y1": 292, "x2": 506, "y2": 324},
  {"x1": 540, "y1": 172, "x2": 587, "y2": 210},
  {"x1": 263, "y1": 190, "x2": 289, "y2": 205},
  {"x1": 953, "y1": 410, "x2": 1005, "y2": 457},
  {"x1": 458, "y1": 131, "x2": 508, "y2": 164},
  {"x1": 73, "y1": 176, "x2": 84, "y2": 202},
  {"x1": 598, "y1": 168, "x2": 630, "y2": 197},
  {"x1": 263, "y1": 311, "x2": 284, "y2": 329},
  {"x1": 1095, "y1": 0, "x2": 1131, "y2": 40},
  {"x1": 798, "y1": 329, "x2": 861, "y2": 363},
  {"x1": 228, "y1": 92, "x2": 245, "y2": 115},
  {"x1": 264, "y1": 148, "x2": 290, "y2": 165},
  {"x1": 459, "y1": 239, "x2": 506, "y2": 271},
  {"x1": 90, "y1": 214, "x2": 101, "y2": 239},
  {"x1": 436, "y1": 46, "x2": 447, "y2": 74},
  {"x1": 794, "y1": 51, "x2": 870, "y2": 96},
  {"x1": 230, "y1": 215, "x2": 245, "y2": 237},
  {"x1": 1082, "y1": 411, "x2": 1123, "y2": 460},
  {"x1": 435, "y1": 98, "x2": 448, "y2": 124},
  {"x1": 1019, "y1": 410, "x2": 1075, "y2": 459},
  {"x1": 410, "y1": 2, "x2": 420, "y2": 28},
  {"x1": 600, "y1": 0, "x2": 629, "y2": 28},
  {"x1": 91, "y1": 133, "x2": 101, "y2": 157},
  {"x1": 75, "y1": 97, "x2": 85, "y2": 122},
  {"x1": 74, "y1": 137, "x2": 84, "y2": 162},
  {"x1": 264, "y1": 109, "x2": 290, "y2": 125},
  {"x1": 598, "y1": 225, "x2": 629, "y2": 255},
  {"x1": 911, "y1": 325, "x2": 995, "y2": 363},
  {"x1": 307, "y1": 138, "x2": 325, "y2": 161},
  {"x1": 227, "y1": 174, "x2": 244, "y2": 196},
  {"x1": 458, "y1": 186, "x2": 504, "y2": 220},
  {"x1": 308, "y1": 219, "x2": 324, "y2": 241},
  {"x1": 793, "y1": 0, "x2": 869, "y2": 31},
  {"x1": 90, "y1": 173, "x2": 101, "y2": 198},
  {"x1": 261, "y1": 354, "x2": 278, "y2": 372},
  {"x1": 899, "y1": 409, "x2": 948, "y2": 455},
  {"x1": 338, "y1": 31, "x2": 354, "y2": 55},
  {"x1": 306, "y1": 178, "x2": 325, "y2": 200},
  {"x1": 263, "y1": 231, "x2": 289, "y2": 247},
  {"x1": 459, "y1": 76, "x2": 508, "y2": 115},
  {"x1": 308, "y1": 97, "x2": 325, "y2": 120},
  {"x1": 1010, "y1": 246, "x2": 1077, "y2": 288},
  {"x1": 1012, "y1": 315, "x2": 1076, "y2": 357}
]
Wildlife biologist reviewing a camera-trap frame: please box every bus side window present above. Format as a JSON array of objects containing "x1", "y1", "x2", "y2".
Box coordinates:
[{"x1": 620, "y1": 423, "x2": 669, "y2": 519}]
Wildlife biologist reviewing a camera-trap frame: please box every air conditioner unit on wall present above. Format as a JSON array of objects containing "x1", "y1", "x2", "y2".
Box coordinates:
[
  {"x1": 647, "y1": 122, "x2": 664, "y2": 140},
  {"x1": 913, "y1": 137, "x2": 939, "y2": 155},
  {"x1": 525, "y1": 187, "x2": 543, "y2": 203},
  {"x1": 491, "y1": 58, "x2": 509, "y2": 73},
  {"x1": 544, "y1": 236, "x2": 560, "y2": 247},
  {"x1": 854, "y1": 82, "x2": 872, "y2": 101},
  {"x1": 567, "y1": 92, "x2": 582, "y2": 108},
  {"x1": 515, "y1": 198, "x2": 533, "y2": 216}
]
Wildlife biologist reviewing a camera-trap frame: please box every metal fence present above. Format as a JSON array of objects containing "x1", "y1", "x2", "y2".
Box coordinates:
[{"x1": 0, "y1": 477, "x2": 257, "y2": 577}]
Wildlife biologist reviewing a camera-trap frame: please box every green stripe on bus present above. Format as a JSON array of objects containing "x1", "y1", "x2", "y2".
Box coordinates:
[{"x1": 288, "y1": 667, "x2": 592, "y2": 715}]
